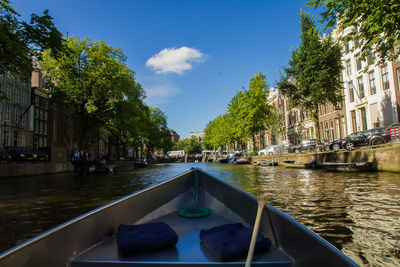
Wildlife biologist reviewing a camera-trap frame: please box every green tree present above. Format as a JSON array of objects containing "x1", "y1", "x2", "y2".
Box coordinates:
[
  {"x1": 277, "y1": 11, "x2": 343, "y2": 142},
  {"x1": 42, "y1": 37, "x2": 133, "y2": 148},
  {"x1": 141, "y1": 107, "x2": 171, "y2": 157},
  {"x1": 229, "y1": 73, "x2": 279, "y2": 150},
  {"x1": 107, "y1": 77, "x2": 146, "y2": 159},
  {"x1": 202, "y1": 114, "x2": 231, "y2": 150},
  {"x1": 173, "y1": 137, "x2": 202, "y2": 155},
  {"x1": 307, "y1": 0, "x2": 400, "y2": 65},
  {"x1": 0, "y1": 0, "x2": 63, "y2": 79}
]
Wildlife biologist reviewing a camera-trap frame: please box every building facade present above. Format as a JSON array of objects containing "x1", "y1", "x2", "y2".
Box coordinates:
[
  {"x1": 392, "y1": 47, "x2": 400, "y2": 119},
  {"x1": 318, "y1": 100, "x2": 347, "y2": 142},
  {"x1": 337, "y1": 29, "x2": 399, "y2": 134},
  {"x1": 0, "y1": 71, "x2": 31, "y2": 148}
]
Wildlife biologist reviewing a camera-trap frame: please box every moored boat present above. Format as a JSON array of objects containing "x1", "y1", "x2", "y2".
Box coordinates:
[
  {"x1": 322, "y1": 162, "x2": 373, "y2": 172},
  {"x1": 281, "y1": 160, "x2": 317, "y2": 169},
  {"x1": 232, "y1": 158, "x2": 251, "y2": 164},
  {"x1": 254, "y1": 161, "x2": 278, "y2": 166},
  {"x1": 0, "y1": 168, "x2": 357, "y2": 266}
]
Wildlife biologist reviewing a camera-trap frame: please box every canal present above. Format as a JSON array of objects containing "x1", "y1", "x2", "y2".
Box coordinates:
[{"x1": 0, "y1": 162, "x2": 399, "y2": 266}]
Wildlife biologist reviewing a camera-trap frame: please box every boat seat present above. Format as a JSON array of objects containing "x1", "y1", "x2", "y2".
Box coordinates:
[{"x1": 71, "y1": 211, "x2": 294, "y2": 266}]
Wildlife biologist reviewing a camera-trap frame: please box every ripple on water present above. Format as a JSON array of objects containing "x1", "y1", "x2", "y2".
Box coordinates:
[{"x1": 0, "y1": 162, "x2": 399, "y2": 266}]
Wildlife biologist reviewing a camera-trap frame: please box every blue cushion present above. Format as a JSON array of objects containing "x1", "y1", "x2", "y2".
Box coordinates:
[
  {"x1": 117, "y1": 222, "x2": 178, "y2": 254},
  {"x1": 200, "y1": 223, "x2": 271, "y2": 261}
]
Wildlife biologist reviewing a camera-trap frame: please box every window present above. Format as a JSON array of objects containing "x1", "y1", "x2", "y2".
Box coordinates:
[
  {"x1": 330, "y1": 120, "x2": 335, "y2": 141},
  {"x1": 15, "y1": 89, "x2": 20, "y2": 102},
  {"x1": 360, "y1": 107, "x2": 367, "y2": 131},
  {"x1": 44, "y1": 122, "x2": 47, "y2": 134},
  {"x1": 325, "y1": 121, "x2": 329, "y2": 140},
  {"x1": 340, "y1": 117, "x2": 346, "y2": 138},
  {"x1": 367, "y1": 52, "x2": 375, "y2": 65},
  {"x1": 35, "y1": 96, "x2": 40, "y2": 106},
  {"x1": 34, "y1": 108, "x2": 38, "y2": 118},
  {"x1": 22, "y1": 92, "x2": 27, "y2": 105},
  {"x1": 345, "y1": 42, "x2": 350, "y2": 53},
  {"x1": 5, "y1": 106, "x2": 10, "y2": 121},
  {"x1": 381, "y1": 65, "x2": 390, "y2": 90},
  {"x1": 6, "y1": 85, "x2": 12, "y2": 99},
  {"x1": 355, "y1": 39, "x2": 360, "y2": 47},
  {"x1": 397, "y1": 68, "x2": 400, "y2": 92},
  {"x1": 358, "y1": 76, "x2": 365, "y2": 99},
  {"x1": 356, "y1": 54, "x2": 363, "y2": 71},
  {"x1": 21, "y1": 113, "x2": 26, "y2": 125},
  {"x1": 369, "y1": 71, "x2": 376, "y2": 95},
  {"x1": 349, "y1": 82, "x2": 355, "y2": 102},
  {"x1": 0, "y1": 103, "x2": 2, "y2": 121},
  {"x1": 44, "y1": 111, "x2": 48, "y2": 121},
  {"x1": 34, "y1": 120, "x2": 38, "y2": 133},
  {"x1": 14, "y1": 107, "x2": 19, "y2": 123},
  {"x1": 43, "y1": 137, "x2": 47, "y2": 147},
  {"x1": 345, "y1": 60, "x2": 352, "y2": 76},
  {"x1": 351, "y1": 110, "x2": 357, "y2": 133}
]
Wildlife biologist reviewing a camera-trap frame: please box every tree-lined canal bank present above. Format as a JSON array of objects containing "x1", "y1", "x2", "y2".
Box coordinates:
[{"x1": 0, "y1": 163, "x2": 399, "y2": 266}]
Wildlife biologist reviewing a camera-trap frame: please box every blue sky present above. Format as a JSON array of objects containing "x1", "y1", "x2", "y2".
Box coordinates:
[{"x1": 13, "y1": 0, "x2": 324, "y2": 138}]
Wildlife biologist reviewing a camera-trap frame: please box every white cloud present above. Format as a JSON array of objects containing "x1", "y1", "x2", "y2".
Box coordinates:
[{"x1": 146, "y1": 47, "x2": 205, "y2": 74}]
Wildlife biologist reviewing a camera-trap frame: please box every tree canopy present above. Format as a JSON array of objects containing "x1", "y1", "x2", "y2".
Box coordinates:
[
  {"x1": 0, "y1": 0, "x2": 63, "y2": 79},
  {"x1": 204, "y1": 72, "x2": 280, "y2": 151},
  {"x1": 141, "y1": 107, "x2": 172, "y2": 156},
  {"x1": 277, "y1": 11, "x2": 343, "y2": 142},
  {"x1": 307, "y1": 0, "x2": 400, "y2": 65},
  {"x1": 173, "y1": 137, "x2": 202, "y2": 155},
  {"x1": 41, "y1": 37, "x2": 144, "y2": 147}
]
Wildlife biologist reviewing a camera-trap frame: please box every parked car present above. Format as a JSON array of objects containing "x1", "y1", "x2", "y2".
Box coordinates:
[
  {"x1": 293, "y1": 139, "x2": 318, "y2": 153},
  {"x1": 258, "y1": 145, "x2": 279, "y2": 156},
  {"x1": 276, "y1": 142, "x2": 293, "y2": 154},
  {"x1": 6, "y1": 146, "x2": 34, "y2": 161},
  {"x1": 0, "y1": 148, "x2": 12, "y2": 163},
  {"x1": 342, "y1": 127, "x2": 391, "y2": 151},
  {"x1": 31, "y1": 149, "x2": 49, "y2": 161},
  {"x1": 330, "y1": 127, "x2": 392, "y2": 151}
]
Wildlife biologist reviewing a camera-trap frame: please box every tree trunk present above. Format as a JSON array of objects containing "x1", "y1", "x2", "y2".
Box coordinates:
[
  {"x1": 311, "y1": 109, "x2": 321, "y2": 143},
  {"x1": 252, "y1": 133, "x2": 256, "y2": 152}
]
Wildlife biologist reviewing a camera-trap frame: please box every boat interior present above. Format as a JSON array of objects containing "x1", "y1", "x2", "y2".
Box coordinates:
[
  {"x1": 0, "y1": 168, "x2": 356, "y2": 267},
  {"x1": 72, "y1": 189, "x2": 293, "y2": 266}
]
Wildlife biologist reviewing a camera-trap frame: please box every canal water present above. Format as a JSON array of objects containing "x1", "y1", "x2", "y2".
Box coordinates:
[{"x1": 0, "y1": 162, "x2": 399, "y2": 266}]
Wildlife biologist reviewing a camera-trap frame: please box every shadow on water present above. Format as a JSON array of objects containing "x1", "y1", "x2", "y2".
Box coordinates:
[{"x1": 0, "y1": 162, "x2": 399, "y2": 266}]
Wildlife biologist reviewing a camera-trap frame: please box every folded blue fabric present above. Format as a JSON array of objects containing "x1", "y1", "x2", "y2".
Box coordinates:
[
  {"x1": 117, "y1": 222, "x2": 178, "y2": 254},
  {"x1": 200, "y1": 223, "x2": 271, "y2": 261}
]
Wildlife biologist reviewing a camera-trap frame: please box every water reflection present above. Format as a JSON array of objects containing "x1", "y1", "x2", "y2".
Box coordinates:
[{"x1": 0, "y1": 162, "x2": 399, "y2": 266}]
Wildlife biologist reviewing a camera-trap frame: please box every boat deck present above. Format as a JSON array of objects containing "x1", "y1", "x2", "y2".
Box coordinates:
[{"x1": 71, "y1": 210, "x2": 293, "y2": 266}]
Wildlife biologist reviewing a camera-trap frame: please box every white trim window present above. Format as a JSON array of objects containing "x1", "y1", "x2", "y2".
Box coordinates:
[
  {"x1": 369, "y1": 71, "x2": 376, "y2": 95},
  {"x1": 358, "y1": 76, "x2": 365, "y2": 99},
  {"x1": 15, "y1": 89, "x2": 20, "y2": 102},
  {"x1": 5, "y1": 106, "x2": 10, "y2": 121},
  {"x1": 381, "y1": 65, "x2": 390, "y2": 90},
  {"x1": 6, "y1": 85, "x2": 12, "y2": 99},
  {"x1": 14, "y1": 107, "x2": 19, "y2": 123},
  {"x1": 345, "y1": 60, "x2": 352, "y2": 76},
  {"x1": 21, "y1": 113, "x2": 26, "y2": 125},
  {"x1": 348, "y1": 82, "x2": 355, "y2": 103}
]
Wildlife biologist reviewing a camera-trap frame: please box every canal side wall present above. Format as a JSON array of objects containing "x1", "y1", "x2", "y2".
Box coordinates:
[
  {"x1": 0, "y1": 162, "x2": 75, "y2": 178},
  {"x1": 252, "y1": 143, "x2": 400, "y2": 173},
  {"x1": 0, "y1": 160, "x2": 138, "y2": 178}
]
